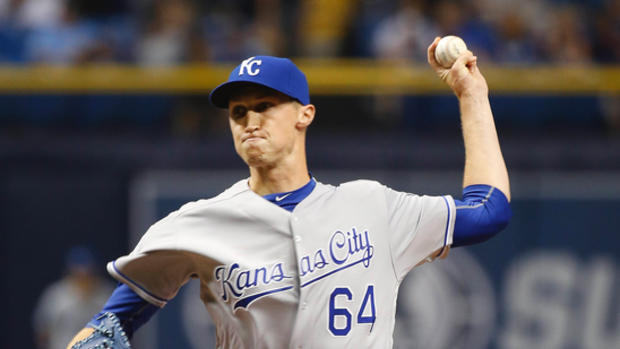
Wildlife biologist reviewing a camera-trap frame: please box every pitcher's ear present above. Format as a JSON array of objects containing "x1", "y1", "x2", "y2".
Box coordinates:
[{"x1": 296, "y1": 104, "x2": 315, "y2": 129}]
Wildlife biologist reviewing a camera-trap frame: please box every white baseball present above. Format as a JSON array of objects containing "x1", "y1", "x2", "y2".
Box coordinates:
[{"x1": 434, "y1": 36, "x2": 468, "y2": 68}]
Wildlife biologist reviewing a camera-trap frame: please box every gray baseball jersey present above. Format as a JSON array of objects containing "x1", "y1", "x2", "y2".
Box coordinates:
[{"x1": 108, "y1": 178, "x2": 455, "y2": 348}]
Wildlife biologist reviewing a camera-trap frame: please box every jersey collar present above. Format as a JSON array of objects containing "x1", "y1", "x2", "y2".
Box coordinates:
[{"x1": 262, "y1": 177, "x2": 317, "y2": 212}]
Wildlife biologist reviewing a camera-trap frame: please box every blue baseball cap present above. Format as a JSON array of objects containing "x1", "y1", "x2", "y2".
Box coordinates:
[{"x1": 209, "y1": 56, "x2": 310, "y2": 108}]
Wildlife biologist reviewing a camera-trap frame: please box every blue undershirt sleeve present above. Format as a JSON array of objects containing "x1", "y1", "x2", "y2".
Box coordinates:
[
  {"x1": 452, "y1": 184, "x2": 512, "y2": 247},
  {"x1": 87, "y1": 283, "x2": 159, "y2": 339}
]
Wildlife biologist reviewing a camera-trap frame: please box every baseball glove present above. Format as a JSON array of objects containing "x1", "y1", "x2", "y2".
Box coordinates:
[{"x1": 71, "y1": 312, "x2": 131, "y2": 349}]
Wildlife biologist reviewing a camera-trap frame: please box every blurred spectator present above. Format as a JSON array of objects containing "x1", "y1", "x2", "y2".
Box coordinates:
[
  {"x1": 0, "y1": 0, "x2": 9, "y2": 20},
  {"x1": 430, "y1": 0, "x2": 497, "y2": 62},
  {"x1": 22, "y1": 0, "x2": 114, "y2": 64},
  {"x1": 0, "y1": 0, "x2": 617, "y2": 64},
  {"x1": 494, "y1": 10, "x2": 536, "y2": 63},
  {"x1": 297, "y1": 0, "x2": 355, "y2": 57},
  {"x1": 371, "y1": 0, "x2": 436, "y2": 61},
  {"x1": 369, "y1": 0, "x2": 498, "y2": 62},
  {"x1": 135, "y1": 0, "x2": 207, "y2": 66},
  {"x1": 0, "y1": 1, "x2": 26, "y2": 61},
  {"x1": 432, "y1": 0, "x2": 462, "y2": 36},
  {"x1": 10, "y1": 0, "x2": 64, "y2": 29},
  {"x1": 244, "y1": 0, "x2": 284, "y2": 57},
  {"x1": 32, "y1": 246, "x2": 114, "y2": 349},
  {"x1": 457, "y1": 0, "x2": 498, "y2": 62},
  {"x1": 200, "y1": 0, "x2": 285, "y2": 62},
  {"x1": 200, "y1": 4, "x2": 245, "y2": 61},
  {"x1": 541, "y1": 5, "x2": 593, "y2": 63},
  {"x1": 591, "y1": 0, "x2": 620, "y2": 63}
]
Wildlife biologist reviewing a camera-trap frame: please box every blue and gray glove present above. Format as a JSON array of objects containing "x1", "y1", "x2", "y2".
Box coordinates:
[{"x1": 71, "y1": 312, "x2": 131, "y2": 349}]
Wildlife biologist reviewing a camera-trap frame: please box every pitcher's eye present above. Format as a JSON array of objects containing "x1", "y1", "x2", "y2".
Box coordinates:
[
  {"x1": 255, "y1": 102, "x2": 273, "y2": 113},
  {"x1": 231, "y1": 106, "x2": 247, "y2": 119}
]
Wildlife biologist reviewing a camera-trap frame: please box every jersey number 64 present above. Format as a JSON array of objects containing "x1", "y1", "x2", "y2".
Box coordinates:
[{"x1": 328, "y1": 285, "x2": 376, "y2": 336}]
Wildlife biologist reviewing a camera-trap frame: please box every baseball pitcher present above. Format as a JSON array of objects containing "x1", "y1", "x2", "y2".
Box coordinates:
[{"x1": 67, "y1": 37, "x2": 511, "y2": 349}]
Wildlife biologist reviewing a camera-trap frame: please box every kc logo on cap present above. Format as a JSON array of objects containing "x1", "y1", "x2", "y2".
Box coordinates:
[
  {"x1": 209, "y1": 55, "x2": 310, "y2": 108},
  {"x1": 239, "y1": 57, "x2": 262, "y2": 76}
]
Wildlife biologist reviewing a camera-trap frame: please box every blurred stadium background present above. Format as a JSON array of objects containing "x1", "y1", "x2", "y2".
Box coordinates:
[{"x1": 1, "y1": 0, "x2": 619, "y2": 348}]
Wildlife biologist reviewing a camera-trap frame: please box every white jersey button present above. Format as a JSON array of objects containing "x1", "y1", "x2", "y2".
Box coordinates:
[{"x1": 294, "y1": 235, "x2": 302, "y2": 243}]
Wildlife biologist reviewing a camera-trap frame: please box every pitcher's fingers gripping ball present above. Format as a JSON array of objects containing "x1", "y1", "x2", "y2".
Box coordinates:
[
  {"x1": 427, "y1": 36, "x2": 488, "y2": 98},
  {"x1": 434, "y1": 35, "x2": 467, "y2": 68}
]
